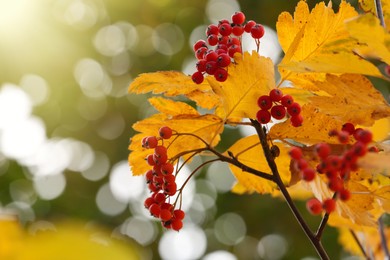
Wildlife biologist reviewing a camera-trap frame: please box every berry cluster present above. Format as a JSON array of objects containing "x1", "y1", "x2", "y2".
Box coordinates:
[
  {"x1": 289, "y1": 123, "x2": 378, "y2": 215},
  {"x1": 142, "y1": 126, "x2": 185, "y2": 231},
  {"x1": 191, "y1": 11, "x2": 265, "y2": 84},
  {"x1": 256, "y1": 88, "x2": 303, "y2": 127}
]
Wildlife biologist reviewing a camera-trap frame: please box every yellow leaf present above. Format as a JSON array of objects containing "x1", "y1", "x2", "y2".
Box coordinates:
[
  {"x1": 128, "y1": 71, "x2": 219, "y2": 109},
  {"x1": 0, "y1": 216, "x2": 23, "y2": 260},
  {"x1": 227, "y1": 135, "x2": 291, "y2": 194},
  {"x1": 148, "y1": 97, "x2": 198, "y2": 116},
  {"x1": 129, "y1": 99, "x2": 223, "y2": 175},
  {"x1": 359, "y1": 0, "x2": 390, "y2": 29},
  {"x1": 277, "y1": 1, "x2": 382, "y2": 78},
  {"x1": 346, "y1": 13, "x2": 390, "y2": 64},
  {"x1": 358, "y1": 152, "x2": 390, "y2": 177},
  {"x1": 269, "y1": 103, "x2": 344, "y2": 145},
  {"x1": 207, "y1": 51, "x2": 274, "y2": 121},
  {"x1": 308, "y1": 74, "x2": 390, "y2": 126},
  {"x1": 373, "y1": 185, "x2": 390, "y2": 212}
]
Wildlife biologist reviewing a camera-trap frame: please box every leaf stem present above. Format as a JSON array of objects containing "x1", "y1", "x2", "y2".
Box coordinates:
[
  {"x1": 349, "y1": 229, "x2": 371, "y2": 260},
  {"x1": 250, "y1": 119, "x2": 329, "y2": 260},
  {"x1": 375, "y1": 0, "x2": 386, "y2": 29}
]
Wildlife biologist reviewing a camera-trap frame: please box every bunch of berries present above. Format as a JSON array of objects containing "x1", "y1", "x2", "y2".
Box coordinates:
[
  {"x1": 289, "y1": 123, "x2": 378, "y2": 215},
  {"x1": 142, "y1": 126, "x2": 185, "y2": 231},
  {"x1": 191, "y1": 11, "x2": 265, "y2": 84},
  {"x1": 256, "y1": 88, "x2": 303, "y2": 127}
]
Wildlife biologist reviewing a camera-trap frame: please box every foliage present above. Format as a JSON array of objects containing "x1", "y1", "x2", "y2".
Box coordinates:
[{"x1": 128, "y1": 0, "x2": 390, "y2": 259}]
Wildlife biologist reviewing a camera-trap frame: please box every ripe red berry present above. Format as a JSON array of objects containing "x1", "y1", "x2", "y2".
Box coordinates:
[
  {"x1": 160, "y1": 209, "x2": 173, "y2": 221},
  {"x1": 232, "y1": 11, "x2": 246, "y2": 25},
  {"x1": 149, "y1": 204, "x2": 161, "y2": 217},
  {"x1": 244, "y1": 20, "x2": 256, "y2": 33},
  {"x1": 228, "y1": 44, "x2": 242, "y2": 58},
  {"x1": 161, "y1": 163, "x2": 174, "y2": 175},
  {"x1": 328, "y1": 178, "x2": 343, "y2": 192},
  {"x1": 352, "y1": 142, "x2": 367, "y2": 157},
  {"x1": 193, "y1": 40, "x2": 207, "y2": 51},
  {"x1": 214, "y1": 68, "x2": 228, "y2": 82},
  {"x1": 218, "y1": 36, "x2": 229, "y2": 45},
  {"x1": 146, "y1": 154, "x2": 156, "y2": 166},
  {"x1": 196, "y1": 59, "x2": 207, "y2": 72},
  {"x1": 173, "y1": 209, "x2": 185, "y2": 220},
  {"x1": 205, "y1": 50, "x2": 218, "y2": 62},
  {"x1": 315, "y1": 143, "x2": 331, "y2": 159},
  {"x1": 232, "y1": 24, "x2": 244, "y2": 36},
  {"x1": 250, "y1": 24, "x2": 265, "y2": 39},
  {"x1": 227, "y1": 37, "x2": 240, "y2": 47},
  {"x1": 195, "y1": 47, "x2": 208, "y2": 60},
  {"x1": 154, "y1": 192, "x2": 166, "y2": 204},
  {"x1": 207, "y1": 34, "x2": 219, "y2": 46},
  {"x1": 281, "y1": 94, "x2": 294, "y2": 107},
  {"x1": 341, "y1": 123, "x2": 355, "y2": 135},
  {"x1": 290, "y1": 114, "x2": 303, "y2": 127},
  {"x1": 257, "y1": 95, "x2": 272, "y2": 110},
  {"x1": 144, "y1": 197, "x2": 155, "y2": 209},
  {"x1": 337, "y1": 131, "x2": 350, "y2": 144},
  {"x1": 159, "y1": 126, "x2": 173, "y2": 139},
  {"x1": 206, "y1": 24, "x2": 219, "y2": 36},
  {"x1": 171, "y1": 219, "x2": 183, "y2": 231},
  {"x1": 269, "y1": 89, "x2": 283, "y2": 102},
  {"x1": 192, "y1": 71, "x2": 204, "y2": 84},
  {"x1": 306, "y1": 198, "x2": 322, "y2": 215},
  {"x1": 355, "y1": 129, "x2": 373, "y2": 144},
  {"x1": 296, "y1": 158, "x2": 308, "y2": 170},
  {"x1": 216, "y1": 53, "x2": 231, "y2": 67},
  {"x1": 205, "y1": 61, "x2": 218, "y2": 75},
  {"x1": 163, "y1": 174, "x2": 175, "y2": 184},
  {"x1": 289, "y1": 147, "x2": 303, "y2": 160},
  {"x1": 145, "y1": 170, "x2": 154, "y2": 183},
  {"x1": 144, "y1": 136, "x2": 158, "y2": 149},
  {"x1": 256, "y1": 109, "x2": 271, "y2": 124},
  {"x1": 154, "y1": 145, "x2": 167, "y2": 156},
  {"x1": 270, "y1": 105, "x2": 286, "y2": 120},
  {"x1": 219, "y1": 23, "x2": 232, "y2": 36},
  {"x1": 322, "y1": 198, "x2": 336, "y2": 214},
  {"x1": 302, "y1": 168, "x2": 316, "y2": 181},
  {"x1": 164, "y1": 182, "x2": 177, "y2": 196},
  {"x1": 339, "y1": 189, "x2": 351, "y2": 201},
  {"x1": 287, "y1": 102, "x2": 301, "y2": 116}
]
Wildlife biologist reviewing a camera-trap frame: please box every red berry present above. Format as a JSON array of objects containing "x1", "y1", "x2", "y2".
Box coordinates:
[
  {"x1": 144, "y1": 197, "x2": 155, "y2": 209},
  {"x1": 322, "y1": 198, "x2": 336, "y2": 214},
  {"x1": 163, "y1": 174, "x2": 175, "y2": 184},
  {"x1": 219, "y1": 23, "x2": 232, "y2": 36},
  {"x1": 232, "y1": 24, "x2": 244, "y2": 36},
  {"x1": 287, "y1": 102, "x2": 301, "y2": 116},
  {"x1": 269, "y1": 89, "x2": 283, "y2": 102},
  {"x1": 216, "y1": 53, "x2": 231, "y2": 67},
  {"x1": 232, "y1": 11, "x2": 246, "y2": 25},
  {"x1": 244, "y1": 20, "x2": 256, "y2": 33},
  {"x1": 296, "y1": 158, "x2": 308, "y2": 170},
  {"x1": 160, "y1": 209, "x2": 173, "y2": 221},
  {"x1": 149, "y1": 204, "x2": 161, "y2": 217},
  {"x1": 161, "y1": 202, "x2": 174, "y2": 211},
  {"x1": 145, "y1": 170, "x2": 154, "y2": 183},
  {"x1": 146, "y1": 154, "x2": 156, "y2": 166},
  {"x1": 368, "y1": 146, "x2": 379, "y2": 153},
  {"x1": 250, "y1": 24, "x2": 265, "y2": 39},
  {"x1": 205, "y1": 50, "x2": 218, "y2": 62},
  {"x1": 290, "y1": 114, "x2": 303, "y2": 127},
  {"x1": 173, "y1": 209, "x2": 185, "y2": 220},
  {"x1": 218, "y1": 36, "x2": 229, "y2": 45},
  {"x1": 289, "y1": 147, "x2": 303, "y2": 160},
  {"x1": 306, "y1": 198, "x2": 322, "y2": 215},
  {"x1": 161, "y1": 163, "x2": 174, "y2": 175},
  {"x1": 227, "y1": 37, "x2": 240, "y2": 47},
  {"x1": 153, "y1": 153, "x2": 168, "y2": 165},
  {"x1": 154, "y1": 192, "x2": 166, "y2": 204},
  {"x1": 159, "y1": 126, "x2": 172, "y2": 139},
  {"x1": 196, "y1": 59, "x2": 207, "y2": 72},
  {"x1": 302, "y1": 168, "x2": 316, "y2": 181},
  {"x1": 207, "y1": 34, "x2": 219, "y2": 46},
  {"x1": 171, "y1": 219, "x2": 183, "y2": 231},
  {"x1": 145, "y1": 136, "x2": 158, "y2": 149},
  {"x1": 385, "y1": 65, "x2": 390, "y2": 77},
  {"x1": 205, "y1": 61, "x2": 218, "y2": 75},
  {"x1": 257, "y1": 95, "x2": 272, "y2": 110},
  {"x1": 315, "y1": 143, "x2": 331, "y2": 159},
  {"x1": 352, "y1": 142, "x2": 367, "y2": 157},
  {"x1": 256, "y1": 109, "x2": 271, "y2": 124},
  {"x1": 325, "y1": 155, "x2": 342, "y2": 172},
  {"x1": 192, "y1": 71, "x2": 204, "y2": 84},
  {"x1": 355, "y1": 129, "x2": 373, "y2": 144},
  {"x1": 206, "y1": 24, "x2": 219, "y2": 36},
  {"x1": 164, "y1": 182, "x2": 177, "y2": 196},
  {"x1": 214, "y1": 68, "x2": 228, "y2": 82},
  {"x1": 281, "y1": 94, "x2": 294, "y2": 107},
  {"x1": 337, "y1": 131, "x2": 350, "y2": 144},
  {"x1": 328, "y1": 178, "x2": 343, "y2": 192},
  {"x1": 154, "y1": 145, "x2": 167, "y2": 156},
  {"x1": 228, "y1": 44, "x2": 242, "y2": 58},
  {"x1": 339, "y1": 189, "x2": 351, "y2": 201},
  {"x1": 195, "y1": 47, "x2": 208, "y2": 60},
  {"x1": 218, "y1": 19, "x2": 230, "y2": 25},
  {"x1": 193, "y1": 40, "x2": 207, "y2": 51},
  {"x1": 270, "y1": 105, "x2": 286, "y2": 120},
  {"x1": 342, "y1": 123, "x2": 355, "y2": 135}
]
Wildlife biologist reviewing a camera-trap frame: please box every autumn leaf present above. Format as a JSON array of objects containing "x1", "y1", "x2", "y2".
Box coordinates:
[
  {"x1": 207, "y1": 51, "x2": 275, "y2": 121},
  {"x1": 277, "y1": 1, "x2": 382, "y2": 78},
  {"x1": 346, "y1": 13, "x2": 390, "y2": 64},
  {"x1": 128, "y1": 71, "x2": 220, "y2": 110},
  {"x1": 359, "y1": 0, "x2": 390, "y2": 29},
  {"x1": 308, "y1": 74, "x2": 390, "y2": 126},
  {"x1": 227, "y1": 135, "x2": 291, "y2": 194},
  {"x1": 129, "y1": 98, "x2": 223, "y2": 175}
]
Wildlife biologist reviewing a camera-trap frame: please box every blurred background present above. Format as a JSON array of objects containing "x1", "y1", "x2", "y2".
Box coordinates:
[{"x1": 0, "y1": 0, "x2": 365, "y2": 259}]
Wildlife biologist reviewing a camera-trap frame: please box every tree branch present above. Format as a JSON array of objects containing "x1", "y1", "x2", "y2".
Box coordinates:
[{"x1": 250, "y1": 119, "x2": 330, "y2": 260}]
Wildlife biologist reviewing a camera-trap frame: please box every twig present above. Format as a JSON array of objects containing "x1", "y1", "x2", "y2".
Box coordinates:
[
  {"x1": 315, "y1": 213, "x2": 330, "y2": 240},
  {"x1": 375, "y1": 0, "x2": 386, "y2": 29},
  {"x1": 349, "y1": 229, "x2": 371, "y2": 260},
  {"x1": 379, "y1": 214, "x2": 390, "y2": 259},
  {"x1": 250, "y1": 119, "x2": 330, "y2": 260}
]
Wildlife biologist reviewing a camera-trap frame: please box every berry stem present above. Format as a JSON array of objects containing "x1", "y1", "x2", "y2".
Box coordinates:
[
  {"x1": 250, "y1": 119, "x2": 330, "y2": 260},
  {"x1": 315, "y1": 212, "x2": 330, "y2": 240},
  {"x1": 379, "y1": 214, "x2": 390, "y2": 258},
  {"x1": 375, "y1": 0, "x2": 386, "y2": 29}
]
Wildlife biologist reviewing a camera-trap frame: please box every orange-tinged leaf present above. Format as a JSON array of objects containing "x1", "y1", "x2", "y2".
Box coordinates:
[
  {"x1": 308, "y1": 74, "x2": 390, "y2": 126},
  {"x1": 148, "y1": 97, "x2": 198, "y2": 116},
  {"x1": 373, "y1": 185, "x2": 390, "y2": 212},
  {"x1": 359, "y1": 0, "x2": 390, "y2": 29},
  {"x1": 346, "y1": 13, "x2": 390, "y2": 64},
  {"x1": 227, "y1": 135, "x2": 291, "y2": 194},
  {"x1": 128, "y1": 71, "x2": 219, "y2": 109},
  {"x1": 207, "y1": 51, "x2": 274, "y2": 121},
  {"x1": 269, "y1": 103, "x2": 343, "y2": 145},
  {"x1": 277, "y1": 1, "x2": 382, "y2": 78},
  {"x1": 358, "y1": 152, "x2": 390, "y2": 177}
]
